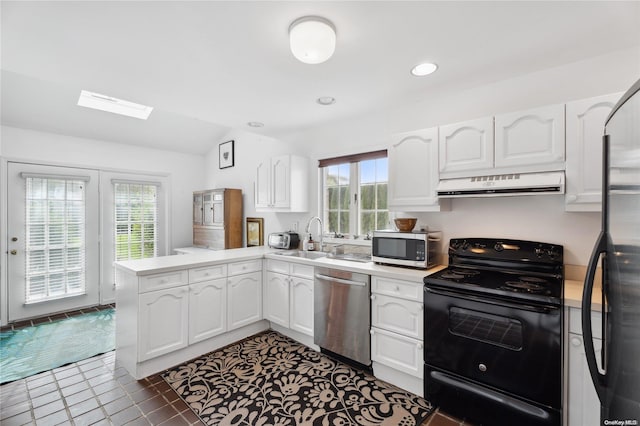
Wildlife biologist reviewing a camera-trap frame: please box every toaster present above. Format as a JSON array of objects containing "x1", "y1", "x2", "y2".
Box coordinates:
[{"x1": 268, "y1": 232, "x2": 300, "y2": 249}]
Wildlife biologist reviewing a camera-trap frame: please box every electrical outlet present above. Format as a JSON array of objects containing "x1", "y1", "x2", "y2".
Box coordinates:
[{"x1": 291, "y1": 221, "x2": 298, "y2": 232}]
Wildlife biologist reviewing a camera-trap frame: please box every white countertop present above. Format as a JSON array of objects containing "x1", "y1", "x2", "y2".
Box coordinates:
[{"x1": 115, "y1": 246, "x2": 591, "y2": 306}]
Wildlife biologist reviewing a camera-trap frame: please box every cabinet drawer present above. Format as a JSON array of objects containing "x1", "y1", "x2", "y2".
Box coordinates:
[
  {"x1": 372, "y1": 276, "x2": 423, "y2": 302},
  {"x1": 228, "y1": 259, "x2": 262, "y2": 276},
  {"x1": 139, "y1": 270, "x2": 188, "y2": 293},
  {"x1": 290, "y1": 263, "x2": 314, "y2": 280},
  {"x1": 371, "y1": 327, "x2": 423, "y2": 378},
  {"x1": 569, "y1": 308, "x2": 602, "y2": 339},
  {"x1": 266, "y1": 259, "x2": 290, "y2": 275},
  {"x1": 189, "y1": 264, "x2": 227, "y2": 283},
  {"x1": 371, "y1": 294, "x2": 423, "y2": 339}
]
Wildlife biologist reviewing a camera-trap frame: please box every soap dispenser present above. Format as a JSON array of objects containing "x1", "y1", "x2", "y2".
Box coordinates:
[{"x1": 304, "y1": 233, "x2": 315, "y2": 251}]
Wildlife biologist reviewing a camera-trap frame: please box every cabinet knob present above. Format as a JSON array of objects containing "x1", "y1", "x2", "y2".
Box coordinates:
[
  {"x1": 395, "y1": 285, "x2": 400, "y2": 291},
  {"x1": 370, "y1": 295, "x2": 376, "y2": 300},
  {"x1": 369, "y1": 329, "x2": 374, "y2": 335},
  {"x1": 478, "y1": 363, "x2": 487, "y2": 372},
  {"x1": 418, "y1": 304, "x2": 424, "y2": 311},
  {"x1": 417, "y1": 342, "x2": 423, "y2": 350},
  {"x1": 160, "y1": 279, "x2": 168, "y2": 284},
  {"x1": 571, "y1": 336, "x2": 583, "y2": 347}
]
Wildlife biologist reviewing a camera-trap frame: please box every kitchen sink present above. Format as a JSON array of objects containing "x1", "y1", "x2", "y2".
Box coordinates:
[
  {"x1": 273, "y1": 250, "x2": 328, "y2": 260},
  {"x1": 327, "y1": 253, "x2": 372, "y2": 263}
]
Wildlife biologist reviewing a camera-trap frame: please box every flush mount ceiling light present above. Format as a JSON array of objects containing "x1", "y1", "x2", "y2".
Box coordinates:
[
  {"x1": 411, "y1": 62, "x2": 438, "y2": 77},
  {"x1": 77, "y1": 90, "x2": 153, "y2": 120},
  {"x1": 289, "y1": 16, "x2": 336, "y2": 64},
  {"x1": 316, "y1": 96, "x2": 336, "y2": 106},
  {"x1": 247, "y1": 121, "x2": 264, "y2": 128}
]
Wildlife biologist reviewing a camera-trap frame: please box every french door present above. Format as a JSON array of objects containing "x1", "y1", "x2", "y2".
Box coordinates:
[{"x1": 7, "y1": 162, "x2": 100, "y2": 321}]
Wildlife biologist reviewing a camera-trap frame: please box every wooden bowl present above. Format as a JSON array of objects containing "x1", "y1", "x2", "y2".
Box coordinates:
[{"x1": 394, "y1": 218, "x2": 417, "y2": 232}]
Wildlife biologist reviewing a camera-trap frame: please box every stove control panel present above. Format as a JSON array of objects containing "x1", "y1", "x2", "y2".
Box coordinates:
[{"x1": 448, "y1": 238, "x2": 563, "y2": 265}]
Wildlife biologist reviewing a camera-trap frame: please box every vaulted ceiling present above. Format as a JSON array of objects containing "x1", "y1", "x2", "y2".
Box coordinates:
[{"x1": 2, "y1": 1, "x2": 639, "y2": 154}]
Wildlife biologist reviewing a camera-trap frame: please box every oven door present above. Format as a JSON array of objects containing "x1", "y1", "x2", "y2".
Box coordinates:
[{"x1": 424, "y1": 285, "x2": 561, "y2": 409}]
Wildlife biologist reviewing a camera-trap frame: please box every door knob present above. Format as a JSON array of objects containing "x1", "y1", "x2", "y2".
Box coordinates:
[{"x1": 10, "y1": 250, "x2": 17, "y2": 255}]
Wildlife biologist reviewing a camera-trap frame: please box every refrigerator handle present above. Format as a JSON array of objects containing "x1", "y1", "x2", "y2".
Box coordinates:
[{"x1": 582, "y1": 230, "x2": 607, "y2": 402}]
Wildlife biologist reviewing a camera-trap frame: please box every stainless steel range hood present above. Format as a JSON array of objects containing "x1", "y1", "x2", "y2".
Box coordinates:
[{"x1": 437, "y1": 171, "x2": 565, "y2": 198}]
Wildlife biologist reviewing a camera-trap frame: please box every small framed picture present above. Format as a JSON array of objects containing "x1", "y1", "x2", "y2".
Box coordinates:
[
  {"x1": 219, "y1": 140, "x2": 234, "y2": 169},
  {"x1": 246, "y1": 217, "x2": 264, "y2": 247}
]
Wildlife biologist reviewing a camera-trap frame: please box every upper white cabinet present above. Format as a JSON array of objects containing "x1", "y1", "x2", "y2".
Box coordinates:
[
  {"x1": 565, "y1": 93, "x2": 622, "y2": 211},
  {"x1": 439, "y1": 117, "x2": 494, "y2": 177},
  {"x1": 255, "y1": 155, "x2": 308, "y2": 212},
  {"x1": 494, "y1": 104, "x2": 565, "y2": 170},
  {"x1": 388, "y1": 127, "x2": 447, "y2": 211}
]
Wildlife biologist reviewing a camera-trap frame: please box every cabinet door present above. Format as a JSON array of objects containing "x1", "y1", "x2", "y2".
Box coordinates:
[
  {"x1": 193, "y1": 193, "x2": 203, "y2": 225},
  {"x1": 568, "y1": 334, "x2": 602, "y2": 426},
  {"x1": 138, "y1": 287, "x2": 189, "y2": 361},
  {"x1": 271, "y1": 155, "x2": 291, "y2": 208},
  {"x1": 189, "y1": 279, "x2": 226, "y2": 344},
  {"x1": 371, "y1": 327, "x2": 423, "y2": 378},
  {"x1": 388, "y1": 127, "x2": 441, "y2": 211},
  {"x1": 228, "y1": 271, "x2": 262, "y2": 330},
  {"x1": 289, "y1": 277, "x2": 313, "y2": 336},
  {"x1": 494, "y1": 104, "x2": 565, "y2": 170},
  {"x1": 439, "y1": 117, "x2": 494, "y2": 176},
  {"x1": 265, "y1": 271, "x2": 290, "y2": 328},
  {"x1": 255, "y1": 160, "x2": 271, "y2": 208},
  {"x1": 565, "y1": 93, "x2": 621, "y2": 211},
  {"x1": 371, "y1": 294, "x2": 423, "y2": 340}
]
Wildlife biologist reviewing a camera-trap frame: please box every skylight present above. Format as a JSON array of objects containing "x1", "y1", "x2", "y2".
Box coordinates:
[{"x1": 77, "y1": 90, "x2": 153, "y2": 120}]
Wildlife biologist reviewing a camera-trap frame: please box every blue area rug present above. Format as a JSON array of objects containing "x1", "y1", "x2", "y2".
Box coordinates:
[{"x1": 0, "y1": 308, "x2": 115, "y2": 384}]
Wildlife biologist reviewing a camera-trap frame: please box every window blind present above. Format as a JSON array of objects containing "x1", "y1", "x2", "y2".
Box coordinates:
[
  {"x1": 25, "y1": 176, "x2": 86, "y2": 302},
  {"x1": 114, "y1": 182, "x2": 158, "y2": 261}
]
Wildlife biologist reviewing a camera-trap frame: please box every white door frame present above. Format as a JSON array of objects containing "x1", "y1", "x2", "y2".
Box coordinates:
[{"x1": 6, "y1": 161, "x2": 101, "y2": 321}]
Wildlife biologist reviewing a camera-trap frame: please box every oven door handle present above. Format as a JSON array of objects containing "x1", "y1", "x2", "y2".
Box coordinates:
[{"x1": 424, "y1": 286, "x2": 559, "y2": 313}]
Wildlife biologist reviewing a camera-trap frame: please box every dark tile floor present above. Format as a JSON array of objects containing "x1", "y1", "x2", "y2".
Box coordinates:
[{"x1": 0, "y1": 309, "x2": 470, "y2": 425}]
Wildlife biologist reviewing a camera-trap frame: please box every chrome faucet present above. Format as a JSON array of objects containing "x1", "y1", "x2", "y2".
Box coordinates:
[{"x1": 305, "y1": 216, "x2": 324, "y2": 252}]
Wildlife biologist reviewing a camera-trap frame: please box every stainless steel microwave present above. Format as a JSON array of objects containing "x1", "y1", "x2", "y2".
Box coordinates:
[{"x1": 372, "y1": 230, "x2": 441, "y2": 269}]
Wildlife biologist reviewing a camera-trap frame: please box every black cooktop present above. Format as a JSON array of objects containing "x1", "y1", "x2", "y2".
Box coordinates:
[{"x1": 424, "y1": 238, "x2": 564, "y2": 305}]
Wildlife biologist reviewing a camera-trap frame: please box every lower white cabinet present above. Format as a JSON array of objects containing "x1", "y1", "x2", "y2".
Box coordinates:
[
  {"x1": 228, "y1": 271, "x2": 262, "y2": 330},
  {"x1": 138, "y1": 286, "x2": 189, "y2": 362},
  {"x1": 567, "y1": 307, "x2": 603, "y2": 426},
  {"x1": 264, "y1": 259, "x2": 314, "y2": 337},
  {"x1": 265, "y1": 271, "x2": 290, "y2": 327},
  {"x1": 371, "y1": 327, "x2": 423, "y2": 377},
  {"x1": 568, "y1": 333, "x2": 602, "y2": 426},
  {"x1": 370, "y1": 276, "x2": 424, "y2": 395},
  {"x1": 289, "y1": 276, "x2": 314, "y2": 336},
  {"x1": 189, "y1": 278, "x2": 227, "y2": 343}
]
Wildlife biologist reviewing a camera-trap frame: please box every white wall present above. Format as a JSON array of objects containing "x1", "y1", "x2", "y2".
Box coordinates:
[
  {"x1": 276, "y1": 48, "x2": 640, "y2": 266},
  {"x1": 0, "y1": 125, "x2": 205, "y2": 250},
  {"x1": 203, "y1": 128, "x2": 312, "y2": 242}
]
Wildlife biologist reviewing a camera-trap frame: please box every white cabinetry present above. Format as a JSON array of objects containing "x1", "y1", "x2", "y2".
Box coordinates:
[
  {"x1": 255, "y1": 155, "x2": 308, "y2": 212},
  {"x1": 439, "y1": 104, "x2": 566, "y2": 179},
  {"x1": 388, "y1": 127, "x2": 447, "y2": 211},
  {"x1": 264, "y1": 259, "x2": 314, "y2": 337},
  {"x1": 565, "y1": 93, "x2": 622, "y2": 211},
  {"x1": 115, "y1": 257, "x2": 266, "y2": 380},
  {"x1": 494, "y1": 104, "x2": 565, "y2": 170},
  {"x1": 370, "y1": 276, "x2": 424, "y2": 396},
  {"x1": 439, "y1": 117, "x2": 494, "y2": 177},
  {"x1": 227, "y1": 259, "x2": 263, "y2": 330},
  {"x1": 567, "y1": 308, "x2": 603, "y2": 426},
  {"x1": 138, "y1": 286, "x2": 189, "y2": 362}
]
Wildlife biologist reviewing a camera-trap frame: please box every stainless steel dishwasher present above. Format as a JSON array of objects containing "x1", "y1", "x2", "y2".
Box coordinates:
[{"x1": 314, "y1": 267, "x2": 371, "y2": 366}]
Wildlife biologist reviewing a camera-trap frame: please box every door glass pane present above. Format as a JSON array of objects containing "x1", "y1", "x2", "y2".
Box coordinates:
[
  {"x1": 114, "y1": 183, "x2": 158, "y2": 261},
  {"x1": 25, "y1": 177, "x2": 87, "y2": 302}
]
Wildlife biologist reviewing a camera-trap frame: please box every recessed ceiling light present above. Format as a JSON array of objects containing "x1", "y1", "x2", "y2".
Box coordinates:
[
  {"x1": 247, "y1": 121, "x2": 264, "y2": 128},
  {"x1": 317, "y1": 96, "x2": 336, "y2": 106},
  {"x1": 411, "y1": 62, "x2": 438, "y2": 77},
  {"x1": 77, "y1": 90, "x2": 153, "y2": 120}
]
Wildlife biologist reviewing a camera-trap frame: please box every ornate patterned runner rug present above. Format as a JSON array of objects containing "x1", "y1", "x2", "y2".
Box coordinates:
[{"x1": 163, "y1": 330, "x2": 433, "y2": 425}]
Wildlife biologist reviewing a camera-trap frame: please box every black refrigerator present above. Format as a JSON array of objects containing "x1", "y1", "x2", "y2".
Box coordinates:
[{"x1": 583, "y1": 78, "x2": 640, "y2": 424}]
